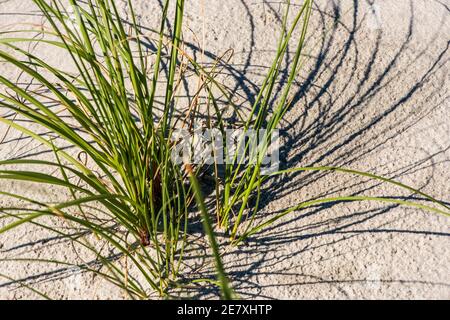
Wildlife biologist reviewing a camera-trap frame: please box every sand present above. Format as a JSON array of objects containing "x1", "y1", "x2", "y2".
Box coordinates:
[{"x1": 0, "y1": 0, "x2": 449, "y2": 299}]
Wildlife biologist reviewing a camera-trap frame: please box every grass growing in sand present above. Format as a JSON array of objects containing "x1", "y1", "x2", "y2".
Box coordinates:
[{"x1": 0, "y1": 0, "x2": 448, "y2": 299}]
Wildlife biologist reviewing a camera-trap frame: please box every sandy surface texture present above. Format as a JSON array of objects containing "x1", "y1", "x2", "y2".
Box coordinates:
[{"x1": 0, "y1": 0, "x2": 449, "y2": 299}]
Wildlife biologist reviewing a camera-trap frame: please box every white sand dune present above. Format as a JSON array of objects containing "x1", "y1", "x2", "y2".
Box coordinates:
[{"x1": 0, "y1": 0, "x2": 449, "y2": 299}]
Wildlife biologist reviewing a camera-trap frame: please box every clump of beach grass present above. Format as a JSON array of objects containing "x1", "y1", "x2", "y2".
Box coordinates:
[{"x1": 0, "y1": 0, "x2": 448, "y2": 299}]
